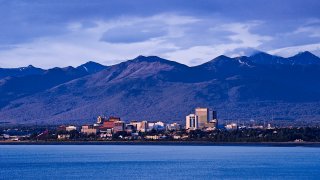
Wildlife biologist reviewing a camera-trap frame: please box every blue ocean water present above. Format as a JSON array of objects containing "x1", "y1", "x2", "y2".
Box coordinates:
[{"x1": 0, "y1": 145, "x2": 320, "y2": 179}]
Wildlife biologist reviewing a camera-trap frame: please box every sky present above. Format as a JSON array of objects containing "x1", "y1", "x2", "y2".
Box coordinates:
[{"x1": 0, "y1": 0, "x2": 320, "y2": 68}]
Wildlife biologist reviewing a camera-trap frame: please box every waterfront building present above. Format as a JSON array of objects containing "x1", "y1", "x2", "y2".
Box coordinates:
[
  {"x1": 166, "y1": 123, "x2": 181, "y2": 131},
  {"x1": 148, "y1": 122, "x2": 156, "y2": 130},
  {"x1": 57, "y1": 134, "x2": 70, "y2": 140},
  {"x1": 103, "y1": 121, "x2": 115, "y2": 129},
  {"x1": 65, "y1": 125, "x2": 77, "y2": 132},
  {"x1": 206, "y1": 119, "x2": 218, "y2": 130},
  {"x1": 149, "y1": 121, "x2": 165, "y2": 131},
  {"x1": 99, "y1": 127, "x2": 113, "y2": 138},
  {"x1": 130, "y1": 121, "x2": 141, "y2": 130},
  {"x1": 129, "y1": 120, "x2": 148, "y2": 132},
  {"x1": 140, "y1": 121, "x2": 148, "y2": 132},
  {"x1": 225, "y1": 123, "x2": 238, "y2": 130},
  {"x1": 144, "y1": 135, "x2": 166, "y2": 140},
  {"x1": 125, "y1": 124, "x2": 136, "y2": 133},
  {"x1": 81, "y1": 125, "x2": 98, "y2": 135},
  {"x1": 114, "y1": 121, "x2": 125, "y2": 133},
  {"x1": 195, "y1": 108, "x2": 209, "y2": 129},
  {"x1": 186, "y1": 114, "x2": 198, "y2": 130}
]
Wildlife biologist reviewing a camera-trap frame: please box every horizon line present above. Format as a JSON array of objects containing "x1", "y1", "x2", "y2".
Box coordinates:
[{"x1": 0, "y1": 50, "x2": 318, "y2": 70}]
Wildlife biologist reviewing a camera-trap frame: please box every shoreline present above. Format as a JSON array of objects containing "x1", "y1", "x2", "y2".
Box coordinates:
[{"x1": 1, "y1": 141, "x2": 320, "y2": 147}]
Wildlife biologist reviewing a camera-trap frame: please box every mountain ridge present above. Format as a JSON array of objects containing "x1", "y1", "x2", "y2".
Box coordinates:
[
  {"x1": 1, "y1": 51, "x2": 319, "y2": 71},
  {"x1": 0, "y1": 51, "x2": 320, "y2": 124}
]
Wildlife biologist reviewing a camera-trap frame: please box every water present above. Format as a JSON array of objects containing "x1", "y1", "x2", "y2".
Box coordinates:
[{"x1": 0, "y1": 145, "x2": 320, "y2": 179}]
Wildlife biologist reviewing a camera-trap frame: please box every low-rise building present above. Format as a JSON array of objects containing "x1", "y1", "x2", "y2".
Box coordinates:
[
  {"x1": 109, "y1": 116, "x2": 121, "y2": 122},
  {"x1": 114, "y1": 121, "x2": 125, "y2": 133},
  {"x1": 145, "y1": 135, "x2": 160, "y2": 140},
  {"x1": 57, "y1": 134, "x2": 70, "y2": 140},
  {"x1": 130, "y1": 120, "x2": 148, "y2": 132},
  {"x1": 66, "y1": 125, "x2": 77, "y2": 132},
  {"x1": 148, "y1": 121, "x2": 165, "y2": 131},
  {"x1": 103, "y1": 121, "x2": 115, "y2": 129},
  {"x1": 206, "y1": 119, "x2": 218, "y2": 130},
  {"x1": 125, "y1": 124, "x2": 136, "y2": 133},
  {"x1": 166, "y1": 123, "x2": 181, "y2": 131},
  {"x1": 81, "y1": 125, "x2": 98, "y2": 135},
  {"x1": 225, "y1": 123, "x2": 238, "y2": 130}
]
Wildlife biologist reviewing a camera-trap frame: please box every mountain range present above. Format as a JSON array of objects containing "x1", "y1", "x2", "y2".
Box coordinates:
[{"x1": 1, "y1": 51, "x2": 320, "y2": 124}]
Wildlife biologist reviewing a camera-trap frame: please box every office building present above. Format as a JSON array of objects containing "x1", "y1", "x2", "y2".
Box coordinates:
[
  {"x1": 195, "y1": 108, "x2": 209, "y2": 129},
  {"x1": 186, "y1": 114, "x2": 198, "y2": 130}
]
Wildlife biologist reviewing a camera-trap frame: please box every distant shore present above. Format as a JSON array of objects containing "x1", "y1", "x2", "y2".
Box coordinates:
[{"x1": 1, "y1": 140, "x2": 320, "y2": 147}]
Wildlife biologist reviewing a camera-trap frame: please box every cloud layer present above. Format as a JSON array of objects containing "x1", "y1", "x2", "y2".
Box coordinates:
[{"x1": 0, "y1": 1, "x2": 319, "y2": 68}]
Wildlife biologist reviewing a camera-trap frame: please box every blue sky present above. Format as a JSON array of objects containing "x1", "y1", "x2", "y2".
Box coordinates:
[{"x1": 0, "y1": 0, "x2": 319, "y2": 68}]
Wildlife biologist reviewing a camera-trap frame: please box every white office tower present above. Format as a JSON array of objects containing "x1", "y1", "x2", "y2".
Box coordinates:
[{"x1": 186, "y1": 114, "x2": 198, "y2": 130}]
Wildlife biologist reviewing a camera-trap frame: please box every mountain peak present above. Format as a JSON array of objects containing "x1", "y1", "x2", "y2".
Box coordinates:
[
  {"x1": 250, "y1": 51, "x2": 273, "y2": 58},
  {"x1": 295, "y1": 51, "x2": 318, "y2": 58},
  {"x1": 133, "y1": 55, "x2": 165, "y2": 62},
  {"x1": 215, "y1": 55, "x2": 230, "y2": 59},
  {"x1": 288, "y1": 51, "x2": 320, "y2": 65},
  {"x1": 77, "y1": 61, "x2": 107, "y2": 73},
  {"x1": 203, "y1": 55, "x2": 232, "y2": 64},
  {"x1": 248, "y1": 51, "x2": 284, "y2": 65},
  {"x1": 78, "y1": 61, "x2": 105, "y2": 67},
  {"x1": 19, "y1": 65, "x2": 38, "y2": 70},
  {"x1": 129, "y1": 55, "x2": 187, "y2": 68},
  {"x1": 27, "y1": 65, "x2": 35, "y2": 68}
]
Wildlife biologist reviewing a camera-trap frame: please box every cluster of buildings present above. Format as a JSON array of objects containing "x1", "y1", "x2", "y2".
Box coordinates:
[
  {"x1": 77, "y1": 107, "x2": 218, "y2": 137},
  {"x1": 0, "y1": 107, "x2": 285, "y2": 142},
  {"x1": 186, "y1": 107, "x2": 218, "y2": 131},
  {"x1": 55, "y1": 107, "x2": 219, "y2": 140},
  {"x1": 57, "y1": 116, "x2": 182, "y2": 140}
]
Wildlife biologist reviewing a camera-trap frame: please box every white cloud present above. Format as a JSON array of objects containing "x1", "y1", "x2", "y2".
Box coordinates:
[
  {"x1": 2, "y1": 13, "x2": 317, "y2": 68},
  {"x1": 164, "y1": 21, "x2": 273, "y2": 65},
  {"x1": 0, "y1": 14, "x2": 190, "y2": 68},
  {"x1": 268, "y1": 43, "x2": 320, "y2": 57}
]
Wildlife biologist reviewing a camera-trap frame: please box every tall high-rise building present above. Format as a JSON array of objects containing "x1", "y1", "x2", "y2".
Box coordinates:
[
  {"x1": 209, "y1": 110, "x2": 218, "y2": 129},
  {"x1": 211, "y1": 110, "x2": 217, "y2": 120},
  {"x1": 195, "y1": 108, "x2": 209, "y2": 128},
  {"x1": 186, "y1": 114, "x2": 198, "y2": 130}
]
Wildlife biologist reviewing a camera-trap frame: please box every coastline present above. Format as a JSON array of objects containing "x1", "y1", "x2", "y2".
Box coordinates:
[{"x1": 1, "y1": 141, "x2": 320, "y2": 147}]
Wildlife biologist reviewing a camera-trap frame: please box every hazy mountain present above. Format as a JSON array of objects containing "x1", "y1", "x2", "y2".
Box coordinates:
[
  {"x1": 0, "y1": 62, "x2": 107, "y2": 109},
  {"x1": 0, "y1": 52, "x2": 320, "y2": 124},
  {"x1": 0, "y1": 65, "x2": 45, "y2": 79},
  {"x1": 247, "y1": 52, "x2": 286, "y2": 65}
]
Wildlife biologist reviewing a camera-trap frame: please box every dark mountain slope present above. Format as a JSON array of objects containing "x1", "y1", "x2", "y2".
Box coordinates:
[
  {"x1": 76, "y1": 61, "x2": 107, "y2": 74},
  {"x1": 0, "y1": 65, "x2": 44, "y2": 79},
  {"x1": 288, "y1": 51, "x2": 320, "y2": 65},
  {"x1": 0, "y1": 62, "x2": 107, "y2": 108},
  {"x1": 0, "y1": 53, "x2": 320, "y2": 124}
]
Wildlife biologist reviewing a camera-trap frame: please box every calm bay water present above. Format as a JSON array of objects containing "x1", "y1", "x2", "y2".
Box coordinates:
[{"x1": 0, "y1": 145, "x2": 320, "y2": 179}]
